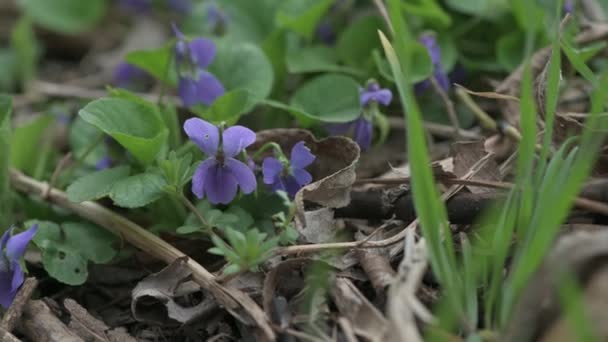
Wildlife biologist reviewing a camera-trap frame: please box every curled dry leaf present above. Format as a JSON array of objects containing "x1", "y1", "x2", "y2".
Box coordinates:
[
  {"x1": 251, "y1": 129, "x2": 360, "y2": 241},
  {"x1": 451, "y1": 141, "x2": 501, "y2": 193},
  {"x1": 503, "y1": 229, "x2": 608, "y2": 342},
  {"x1": 331, "y1": 277, "x2": 389, "y2": 341},
  {"x1": 131, "y1": 258, "x2": 213, "y2": 325}
]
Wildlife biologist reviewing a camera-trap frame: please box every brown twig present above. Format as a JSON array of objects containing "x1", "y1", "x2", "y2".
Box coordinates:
[
  {"x1": 8, "y1": 169, "x2": 275, "y2": 340},
  {"x1": 1, "y1": 278, "x2": 38, "y2": 332},
  {"x1": 387, "y1": 117, "x2": 481, "y2": 140},
  {"x1": 354, "y1": 176, "x2": 608, "y2": 216}
]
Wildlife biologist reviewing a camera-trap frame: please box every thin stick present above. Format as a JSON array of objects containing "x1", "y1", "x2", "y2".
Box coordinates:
[
  {"x1": 8, "y1": 169, "x2": 275, "y2": 340},
  {"x1": 1, "y1": 278, "x2": 38, "y2": 332},
  {"x1": 355, "y1": 175, "x2": 608, "y2": 216},
  {"x1": 387, "y1": 117, "x2": 480, "y2": 140}
]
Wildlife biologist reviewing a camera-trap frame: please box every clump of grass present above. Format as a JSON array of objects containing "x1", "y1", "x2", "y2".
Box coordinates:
[{"x1": 381, "y1": 0, "x2": 608, "y2": 338}]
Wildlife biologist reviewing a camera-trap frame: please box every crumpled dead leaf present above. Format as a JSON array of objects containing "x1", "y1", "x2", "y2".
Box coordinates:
[
  {"x1": 331, "y1": 277, "x2": 389, "y2": 341},
  {"x1": 451, "y1": 141, "x2": 501, "y2": 193},
  {"x1": 131, "y1": 258, "x2": 213, "y2": 325},
  {"x1": 251, "y1": 129, "x2": 360, "y2": 242},
  {"x1": 503, "y1": 230, "x2": 608, "y2": 342}
]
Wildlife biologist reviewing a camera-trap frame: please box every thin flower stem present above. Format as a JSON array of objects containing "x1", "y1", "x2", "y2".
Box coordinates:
[
  {"x1": 455, "y1": 86, "x2": 544, "y2": 152},
  {"x1": 251, "y1": 142, "x2": 285, "y2": 160},
  {"x1": 430, "y1": 76, "x2": 461, "y2": 138},
  {"x1": 179, "y1": 194, "x2": 209, "y2": 227}
]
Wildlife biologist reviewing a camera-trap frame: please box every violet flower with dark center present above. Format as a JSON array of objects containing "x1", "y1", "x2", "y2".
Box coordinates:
[
  {"x1": 327, "y1": 81, "x2": 392, "y2": 150},
  {"x1": 262, "y1": 142, "x2": 315, "y2": 197},
  {"x1": 95, "y1": 156, "x2": 112, "y2": 170},
  {"x1": 113, "y1": 62, "x2": 151, "y2": 90},
  {"x1": 168, "y1": 0, "x2": 192, "y2": 13},
  {"x1": 173, "y1": 25, "x2": 225, "y2": 107},
  {"x1": 207, "y1": 3, "x2": 229, "y2": 33},
  {"x1": 316, "y1": 20, "x2": 336, "y2": 45},
  {"x1": 184, "y1": 118, "x2": 257, "y2": 204},
  {"x1": 564, "y1": 0, "x2": 574, "y2": 14},
  {"x1": 417, "y1": 33, "x2": 450, "y2": 92},
  {"x1": 0, "y1": 225, "x2": 37, "y2": 308},
  {"x1": 118, "y1": 0, "x2": 151, "y2": 13}
]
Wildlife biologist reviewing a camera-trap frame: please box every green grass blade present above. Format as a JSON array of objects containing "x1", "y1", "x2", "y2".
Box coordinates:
[
  {"x1": 0, "y1": 96, "x2": 12, "y2": 228},
  {"x1": 381, "y1": 0, "x2": 460, "y2": 315}
]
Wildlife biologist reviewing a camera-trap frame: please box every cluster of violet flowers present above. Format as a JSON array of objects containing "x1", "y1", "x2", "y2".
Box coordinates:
[
  {"x1": 184, "y1": 118, "x2": 315, "y2": 204},
  {"x1": 173, "y1": 25, "x2": 225, "y2": 107},
  {"x1": 0, "y1": 225, "x2": 37, "y2": 308}
]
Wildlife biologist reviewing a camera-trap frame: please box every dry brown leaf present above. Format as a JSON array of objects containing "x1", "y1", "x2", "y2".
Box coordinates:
[
  {"x1": 451, "y1": 141, "x2": 501, "y2": 193},
  {"x1": 131, "y1": 258, "x2": 212, "y2": 325},
  {"x1": 331, "y1": 278, "x2": 389, "y2": 341}
]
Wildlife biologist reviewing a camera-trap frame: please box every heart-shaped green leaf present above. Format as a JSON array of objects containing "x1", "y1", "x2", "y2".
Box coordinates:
[{"x1": 79, "y1": 98, "x2": 168, "y2": 165}]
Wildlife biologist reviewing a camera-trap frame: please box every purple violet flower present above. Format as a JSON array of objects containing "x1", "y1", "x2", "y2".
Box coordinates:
[
  {"x1": 262, "y1": 142, "x2": 315, "y2": 197},
  {"x1": 316, "y1": 21, "x2": 336, "y2": 45},
  {"x1": 417, "y1": 34, "x2": 450, "y2": 92},
  {"x1": 113, "y1": 62, "x2": 151, "y2": 90},
  {"x1": 95, "y1": 156, "x2": 112, "y2": 170},
  {"x1": 207, "y1": 3, "x2": 229, "y2": 32},
  {"x1": 564, "y1": 0, "x2": 574, "y2": 14},
  {"x1": 327, "y1": 81, "x2": 392, "y2": 150},
  {"x1": 173, "y1": 25, "x2": 225, "y2": 107},
  {"x1": 168, "y1": 0, "x2": 192, "y2": 13},
  {"x1": 184, "y1": 118, "x2": 257, "y2": 204},
  {"x1": 118, "y1": 0, "x2": 152, "y2": 13},
  {"x1": 0, "y1": 225, "x2": 37, "y2": 308}
]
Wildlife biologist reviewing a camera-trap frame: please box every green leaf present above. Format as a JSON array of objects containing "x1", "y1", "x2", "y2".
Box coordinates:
[
  {"x1": 496, "y1": 31, "x2": 526, "y2": 71},
  {"x1": 209, "y1": 41, "x2": 274, "y2": 105},
  {"x1": 275, "y1": 0, "x2": 333, "y2": 40},
  {"x1": 66, "y1": 166, "x2": 131, "y2": 203},
  {"x1": 29, "y1": 220, "x2": 117, "y2": 285},
  {"x1": 109, "y1": 172, "x2": 167, "y2": 208},
  {"x1": 10, "y1": 114, "x2": 54, "y2": 175},
  {"x1": 0, "y1": 96, "x2": 11, "y2": 227},
  {"x1": 68, "y1": 116, "x2": 106, "y2": 168},
  {"x1": 10, "y1": 16, "x2": 37, "y2": 88},
  {"x1": 125, "y1": 44, "x2": 176, "y2": 85},
  {"x1": 221, "y1": 0, "x2": 278, "y2": 43},
  {"x1": 336, "y1": 16, "x2": 385, "y2": 69},
  {"x1": 444, "y1": 0, "x2": 509, "y2": 19},
  {"x1": 383, "y1": 0, "x2": 460, "y2": 313},
  {"x1": 401, "y1": 0, "x2": 452, "y2": 28},
  {"x1": 286, "y1": 45, "x2": 363, "y2": 76},
  {"x1": 198, "y1": 89, "x2": 251, "y2": 124},
  {"x1": 78, "y1": 98, "x2": 168, "y2": 165},
  {"x1": 290, "y1": 74, "x2": 361, "y2": 123},
  {"x1": 18, "y1": 0, "x2": 106, "y2": 34}
]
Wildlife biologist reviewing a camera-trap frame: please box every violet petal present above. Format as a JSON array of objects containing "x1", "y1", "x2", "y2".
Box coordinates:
[
  {"x1": 290, "y1": 142, "x2": 315, "y2": 169},
  {"x1": 188, "y1": 38, "x2": 216, "y2": 68},
  {"x1": 192, "y1": 158, "x2": 217, "y2": 199},
  {"x1": 222, "y1": 125, "x2": 256, "y2": 158},
  {"x1": 184, "y1": 118, "x2": 219, "y2": 156},
  {"x1": 354, "y1": 118, "x2": 372, "y2": 150},
  {"x1": 204, "y1": 163, "x2": 238, "y2": 204},
  {"x1": 0, "y1": 270, "x2": 14, "y2": 309},
  {"x1": 5, "y1": 225, "x2": 37, "y2": 261},
  {"x1": 292, "y1": 168, "x2": 312, "y2": 187},
  {"x1": 262, "y1": 157, "x2": 283, "y2": 185},
  {"x1": 225, "y1": 158, "x2": 257, "y2": 194}
]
